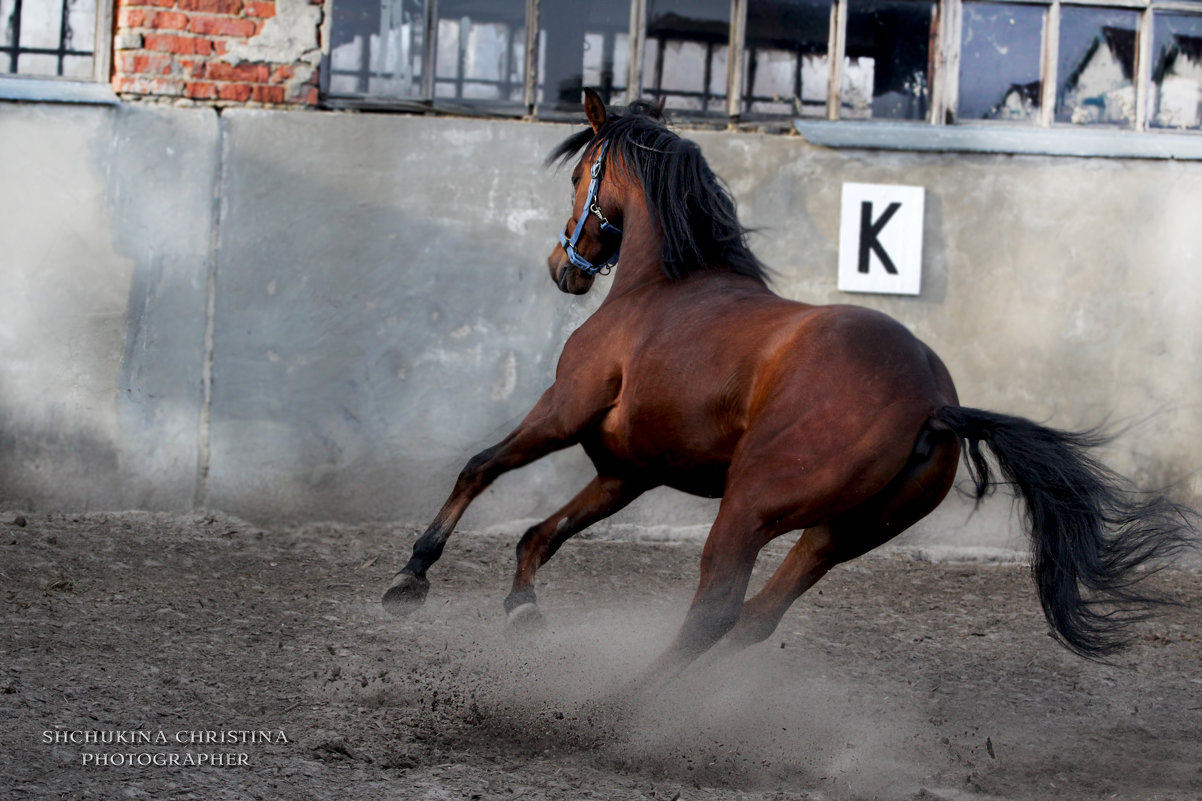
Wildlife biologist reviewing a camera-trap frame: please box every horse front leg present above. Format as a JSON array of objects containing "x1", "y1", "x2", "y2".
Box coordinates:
[
  {"x1": 382, "y1": 389, "x2": 578, "y2": 616},
  {"x1": 504, "y1": 474, "x2": 647, "y2": 631}
]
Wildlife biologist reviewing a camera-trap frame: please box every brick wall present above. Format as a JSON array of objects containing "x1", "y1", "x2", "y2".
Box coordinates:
[{"x1": 112, "y1": 0, "x2": 325, "y2": 106}]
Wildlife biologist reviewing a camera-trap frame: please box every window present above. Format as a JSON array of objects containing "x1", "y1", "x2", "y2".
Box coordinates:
[
  {"x1": 539, "y1": 1, "x2": 631, "y2": 111},
  {"x1": 843, "y1": 0, "x2": 934, "y2": 120},
  {"x1": 742, "y1": 0, "x2": 832, "y2": 117},
  {"x1": 1149, "y1": 9, "x2": 1202, "y2": 129},
  {"x1": 1056, "y1": 6, "x2": 1140, "y2": 126},
  {"x1": 326, "y1": 0, "x2": 528, "y2": 110},
  {"x1": 960, "y1": 2, "x2": 1045, "y2": 123},
  {"x1": 323, "y1": 0, "x2": 1202, "y2": 137},
  {"x1": 2, "y1": 0, "x2": 110, "y2": 81},
  {"x1": 643, "y1": 0, "x2": 732, "y2": 113}
]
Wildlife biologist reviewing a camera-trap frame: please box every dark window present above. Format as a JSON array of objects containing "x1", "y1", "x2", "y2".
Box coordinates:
[
  {"x1": 643, "y1": 0, "x2": 731, "y2": 113},
  {"x1": 327, "y1": 0, "x2": 528, "y2": 109},
  {"x1": 538, "y1": 0, "x2": 631, "y2": 113},
  {"x1": 844, "y1": 0, "x2": 934, "y2": 120},
  {"x1": 321, "y1": 0, "x2": 1202, "y2": 140},
  {"x1": 742, "y1": 0, "x2": 833, "y2": 118},
  {"x1": 327, "y1": 0, "x2": 425, "y2": 99}
]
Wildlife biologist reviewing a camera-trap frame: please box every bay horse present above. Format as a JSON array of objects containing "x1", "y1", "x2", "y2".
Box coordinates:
[{"x1": 384, "y1": 89, "x2": 1193, "y2": 675}]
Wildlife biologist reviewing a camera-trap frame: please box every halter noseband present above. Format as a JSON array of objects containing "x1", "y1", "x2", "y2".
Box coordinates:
[{"x1": 559, "y1": 139, "x2": 623, "y2": 276}]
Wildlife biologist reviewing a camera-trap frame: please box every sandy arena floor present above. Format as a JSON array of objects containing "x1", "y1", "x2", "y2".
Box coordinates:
[{"x1": 2, "y1": 511, "x2": 1200, "y2": 800}]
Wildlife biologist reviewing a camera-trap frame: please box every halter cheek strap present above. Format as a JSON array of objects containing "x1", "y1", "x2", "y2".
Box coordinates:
[{"x1": 558, "y1": 140, "x2": 623, "y2": 276}]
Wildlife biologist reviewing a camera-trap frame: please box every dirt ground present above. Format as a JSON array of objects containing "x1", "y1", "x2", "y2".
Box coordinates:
[{"x1": 2, "y1": 510, "x2": 1201, "y2": 801}]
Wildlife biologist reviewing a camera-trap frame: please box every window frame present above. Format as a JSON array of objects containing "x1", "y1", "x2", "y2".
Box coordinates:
[{"x1": 321, "y1": 0, "x2": 1202, "y2": 150}]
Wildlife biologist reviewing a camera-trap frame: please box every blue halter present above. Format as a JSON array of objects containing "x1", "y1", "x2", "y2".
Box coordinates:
[{"x1": 559, "y1": 139, "x2": 623, "y2": 276}]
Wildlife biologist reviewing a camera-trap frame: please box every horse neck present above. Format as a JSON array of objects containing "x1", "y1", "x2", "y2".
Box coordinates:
[{"x1": 604, "y1": 196, "x2": 670, "y2": 301}]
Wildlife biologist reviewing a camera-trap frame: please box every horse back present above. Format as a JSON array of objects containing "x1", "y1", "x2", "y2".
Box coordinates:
[{"x1": 569, "y1": 283, "x2": 956, "y2": 496}]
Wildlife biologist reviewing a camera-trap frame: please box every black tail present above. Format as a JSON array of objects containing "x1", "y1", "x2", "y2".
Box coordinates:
[{"x1": 933, "y1": 406, "x2": 1197, "y2": 660}]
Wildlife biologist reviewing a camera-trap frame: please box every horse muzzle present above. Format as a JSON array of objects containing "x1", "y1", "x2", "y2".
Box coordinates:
[{"x1": 548, "y1": 246, "x2": 594, "y2": 295}]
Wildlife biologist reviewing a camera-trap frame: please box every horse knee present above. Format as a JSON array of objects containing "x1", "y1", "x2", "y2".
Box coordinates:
[
  {"x1": 515, "y1": 524, "x2": 540, "y2": 563},
  {"x1": 455, "y1": 446, "x2": 501, "y2": 494}
]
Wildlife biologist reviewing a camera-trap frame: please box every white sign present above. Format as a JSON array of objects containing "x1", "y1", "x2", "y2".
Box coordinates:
[{"x1": 838, "y1": 183, "x2": 925, "y2": 296}]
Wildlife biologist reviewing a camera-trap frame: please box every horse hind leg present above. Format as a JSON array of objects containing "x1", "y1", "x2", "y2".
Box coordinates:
[
  {"x1": 721, "y1": 425, "x2": 960, "y2": 650},
  {"x1": 720, "y1": 525, "x2": 838, "y2": 650},
  {"x1": 643, "y1": 499, "x2": 776, "y2": 682},
  {"x1": 504, "y1": 474, "x2": 646, "y2": 631}
]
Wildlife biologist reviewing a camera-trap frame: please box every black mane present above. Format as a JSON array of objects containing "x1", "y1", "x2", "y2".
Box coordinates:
[{"x1": 548, "y1": 100, "x2": 770, "y2": 284}]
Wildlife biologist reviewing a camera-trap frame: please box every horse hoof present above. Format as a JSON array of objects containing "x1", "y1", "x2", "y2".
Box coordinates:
[
  {"x1": 506, "y1": 602, "x2": 546, "y2": 634},
  {"x1": 382, "y1": 572, "x2": 429, "y2": 616}
]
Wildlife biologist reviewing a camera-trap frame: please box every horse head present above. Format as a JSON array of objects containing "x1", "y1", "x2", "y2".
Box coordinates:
[
  {"x1": 547, "y1": 88, "x2": 626, "y2": 295},
  {"x1": 546, "y1": 90, "x2": 768, "y2": 296}
]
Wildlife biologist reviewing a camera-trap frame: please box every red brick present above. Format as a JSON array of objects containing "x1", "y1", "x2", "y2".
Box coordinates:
[
  {"x1": 251, "y1": 84, "x2": 286, "y2": 104},
  {"x1": 177, "y1": 57, "x2": 207, "y2": 77},
  {"x1": 178, "y1": 0, "x2": 243, "y2": 14},
  {"x1": 268, "y1": 64, "x2": 293, "y2": 83},
  {"x1": 115, "y1": 51, "x2": 176, "y2": 75},
  {"x1": 113, "y1": 75, "x2": 184, "y2": 96},
  {"x1": 145, "y1": 33, "x2": 215, "y2": 55},
  {"x1": 151, "y1": 11, "x2": 190, "y2": 31},
  {"x1": 189, "y1": 15, "x2": 258, "y2": 38},
  {"x1": 185, "y1": 81, "x2": 220, "y2": 99},
  {"x1": 244, "y1": 1, "x2": 275, "y2": 18},
  {"x1": 206, "y1": 61, "x2": 269, "y2": 82},
  {"x1": 114, "y1": 51, "x2": 139, "y2": 72},
  {"x1": 117, "y1": 7, "x2": 150, "y2": 27},
  {"x1": 297, "y1": 85, "x2": 319, "y2": 106},
  {"x1": 218, "y1": 82, "x2": 253, "y2": 102},
  {"x1": 143, "y1": 33, "x2": 182, "y2": 52}
]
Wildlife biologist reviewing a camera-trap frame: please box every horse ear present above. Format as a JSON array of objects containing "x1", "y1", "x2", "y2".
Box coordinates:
[{"x1": 583, "y1": 88, "x2": 607, "y2": 134}]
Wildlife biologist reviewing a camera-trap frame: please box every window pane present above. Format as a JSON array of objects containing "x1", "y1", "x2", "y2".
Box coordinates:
[
  {"x1": 62, "y1": 54, "x2": 94, "y2": 79},
  {"x1": 433, "y1": 1, "x2": 526, "y2": 102},
  {"x1": 844, "y1": 0, "x2": 933, "y2": 120},
  {"x1": 67, "y1": 0, "x2": 98, "y2": 53},
  {"x1": 17, "y1": 52, "x2": 58, "y2": 77},
  {"x1": 743, "y1": 0, "x2": 832, "y2": 117},
  {"x1": 1056, "y1": 7, "x2": 1138, "y2": 126},
  {"x1": 645, "y1": 0, "x2": 730, "y2": 112},
  {"x1": 1, "y1": 0, "x2": 14, "y2": 49},
  {"x1": 19, "y1": 0, "x2": 63, "y2": 51},
  {"x1": 538, "y1": 0, "x2": 631, "y2": 112},
  {"x1": 328, "y1": 0, "x2": 526, "y2": 104},
  {"x1": 959, "y1": 2, "x2": 1045, "y2": 122},
  {"x1": 1148, "y1": 12, "x2": 1202, "y2": 130},
  {"x1": 3, "y1": 0, "x2": 96, "y2": 76},
  {"x1": 328, "y1": 0, "x2": 426, "y2": 98}
]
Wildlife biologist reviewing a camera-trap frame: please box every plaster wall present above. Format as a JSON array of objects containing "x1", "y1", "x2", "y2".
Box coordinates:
[
  {"x1": 2, "y1": 102, "x2": 1199, "y2": 554},
  {"x1": 0, "y1": 104, "x2": 215, "y2": 512}
]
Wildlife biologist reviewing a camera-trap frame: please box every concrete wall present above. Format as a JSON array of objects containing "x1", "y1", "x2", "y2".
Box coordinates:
[{"x1": 2, "y1": 101, "x2": 1199, "y2": 553}]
